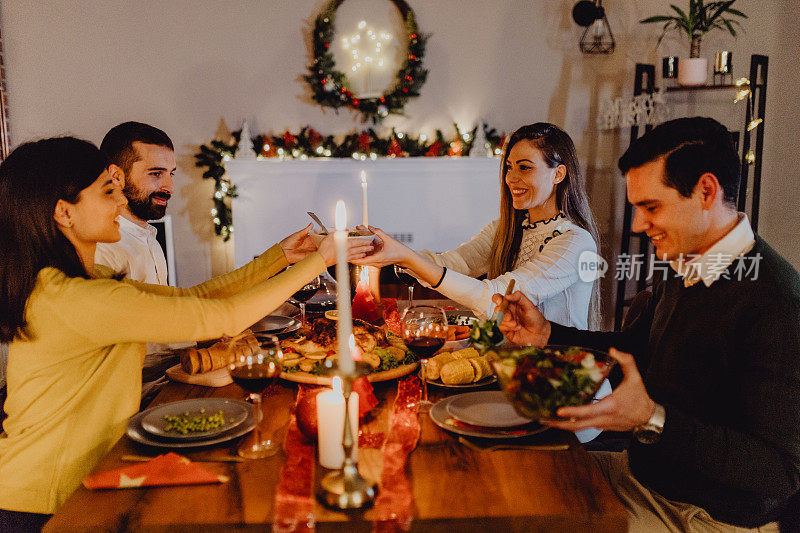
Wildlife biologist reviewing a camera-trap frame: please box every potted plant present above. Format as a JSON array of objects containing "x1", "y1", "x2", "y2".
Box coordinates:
[{"x1": 641, "y1": 1, "x2": 747, "y2": 86}]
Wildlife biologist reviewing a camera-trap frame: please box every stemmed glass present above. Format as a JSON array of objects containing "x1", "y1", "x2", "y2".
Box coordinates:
[
  {"x1": 393, "y1": 265, "x2": 415, "y2": 308},
  {"x1": 228, "y1": 335, "x2": 284, "y2": 458},
  {"x1": 292, "y1": 276, "x2": 321, "y2": 327},
  {"x1": 401, "y1": 305, "x2": 448, "y2": 413}
]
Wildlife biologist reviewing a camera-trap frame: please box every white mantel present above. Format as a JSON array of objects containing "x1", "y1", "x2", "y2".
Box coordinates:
[{"x1": 226, "y1": 157, "x2": 501, "y2": 268}]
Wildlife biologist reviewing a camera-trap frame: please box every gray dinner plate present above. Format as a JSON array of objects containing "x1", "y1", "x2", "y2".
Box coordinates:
[
  {"x1": 429, "y1": 395, "x2": 547, "y2": 439},
  {"x1": 141, "y1": 398, "x2": 250, "y2": 440},
  {"x1": 446, "y1": 391, "x2": 532, "y2": 428},
  {"x1": 128, "y1": 399, "x2": 256, "y2": 448},
  {"x1": 250, "y1": 315, "x2": 300, "y2": 336}
]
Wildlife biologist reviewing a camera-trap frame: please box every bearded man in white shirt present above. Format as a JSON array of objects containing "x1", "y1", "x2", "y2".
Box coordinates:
[{"x1": 95, "y1": 122, "x2": 182, "y2": 404}]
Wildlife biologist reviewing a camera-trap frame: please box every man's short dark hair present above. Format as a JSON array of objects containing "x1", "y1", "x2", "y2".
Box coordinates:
[
  {"x1": 100, "y1": 122, "x2": 174, "y2": 175},
  {"x1": 618, "y1": 117, "x2": 741, "y2": 204}
]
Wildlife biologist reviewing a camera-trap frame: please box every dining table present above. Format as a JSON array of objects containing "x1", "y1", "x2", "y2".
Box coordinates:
[{"x1": 44, "y1": 296, "x2": 629, "y2": 532}]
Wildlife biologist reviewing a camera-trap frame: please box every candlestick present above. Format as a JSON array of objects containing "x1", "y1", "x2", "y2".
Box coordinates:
[
  {"x1": 360, "y1": 170, "x2": 368, "y2": 227},
  {"x1": 316, "y1": 376, "x2": 359, "y2": 469},
  {"x1": 334, "y1": 201, "x2": 355, "y2": 375}
]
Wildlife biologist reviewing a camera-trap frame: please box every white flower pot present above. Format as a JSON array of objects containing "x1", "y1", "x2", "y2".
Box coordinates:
[{"x1": 678, "y1": 57, "x2": 708, "y2": 86}]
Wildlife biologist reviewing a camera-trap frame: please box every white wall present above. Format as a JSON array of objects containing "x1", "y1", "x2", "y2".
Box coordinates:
[{"x1": 2, "y1": 0, "x2": 798, "y2": 319}]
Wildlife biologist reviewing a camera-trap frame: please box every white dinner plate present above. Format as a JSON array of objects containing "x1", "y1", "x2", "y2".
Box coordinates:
[
  {"x1": 446, "y1": 391, "x2": 533, "y2": 428},
  {"x1": 429, "y1": 395, "x2": 546, "y2": 439}
]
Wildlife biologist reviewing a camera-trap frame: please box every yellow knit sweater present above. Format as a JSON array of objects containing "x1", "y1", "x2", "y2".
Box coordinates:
[{"x1": 0, "y1": 244, "x2": 325, "y2": 513}]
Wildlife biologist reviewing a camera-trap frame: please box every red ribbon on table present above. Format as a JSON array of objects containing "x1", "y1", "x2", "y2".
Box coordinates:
[
  {"x1": 272, "y1": 378, "x2": 422, "y2": 532},
  {"x1": 273, "y1": 387, "x2": 317, "y2": 533},
  {"x1": 372, "y1": 376, "x2": 422, "y2": 533}
]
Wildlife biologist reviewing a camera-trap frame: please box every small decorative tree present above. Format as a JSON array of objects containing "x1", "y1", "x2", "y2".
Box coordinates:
[{"x1": 640, "y1": 0, "x2": 747, "y2": 58}]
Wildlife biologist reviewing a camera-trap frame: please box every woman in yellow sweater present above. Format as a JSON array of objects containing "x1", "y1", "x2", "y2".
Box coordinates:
[{"x1": 0, "y1": 137, "x2": 373, "y2": 529}]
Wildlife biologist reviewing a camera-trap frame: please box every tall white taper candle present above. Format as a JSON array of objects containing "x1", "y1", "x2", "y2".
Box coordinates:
[
  {"x1": 334, "y1": 200, "x2": 355, "y2": 375},
  {"x1": 360, "y1": 170, "x2": 368, "y2": 227}
]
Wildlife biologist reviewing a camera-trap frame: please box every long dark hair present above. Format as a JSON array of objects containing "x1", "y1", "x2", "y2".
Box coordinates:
[
  {"x1": 488, "y1": 123, "x2": 602, "y2": 329},
  {"x1": 0, "y1": 137, "x2": 108, "y2": 342}
]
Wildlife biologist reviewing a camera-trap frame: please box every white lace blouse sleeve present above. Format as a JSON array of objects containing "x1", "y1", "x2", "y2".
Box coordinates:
[
  {"x1": 434, "y1": 227, "x2": 596, "y2": 318},
  {"x1": 416, "y1": 220, "x2": 498, "y2": 281}
]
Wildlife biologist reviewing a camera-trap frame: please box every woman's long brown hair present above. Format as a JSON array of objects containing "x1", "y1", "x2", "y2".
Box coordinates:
[{"x1": 487, "y1": 123, "x2": 602, "y2": 329}]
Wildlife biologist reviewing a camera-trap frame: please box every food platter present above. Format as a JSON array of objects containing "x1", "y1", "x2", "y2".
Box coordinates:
[
  {"x1": 278, "y1": 316, "x2": 418, "y2": 385},
  {"x1": 280, "y1": 361, "x2": 419, "y2": 386}
]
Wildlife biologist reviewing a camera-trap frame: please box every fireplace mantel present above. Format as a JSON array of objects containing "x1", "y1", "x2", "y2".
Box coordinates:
[{"x1": 226, "y1": 157, "x2": 501, "y2": 268}]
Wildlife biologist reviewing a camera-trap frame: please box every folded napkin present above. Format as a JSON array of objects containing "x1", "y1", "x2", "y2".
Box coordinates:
[{"x1": 83, "y1": 452, "x2": 228, "y2": 489}]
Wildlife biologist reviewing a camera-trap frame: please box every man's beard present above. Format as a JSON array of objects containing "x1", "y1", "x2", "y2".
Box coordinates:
[{"x1": 124, "y1": 183, "x2": 170, "y2": 221}]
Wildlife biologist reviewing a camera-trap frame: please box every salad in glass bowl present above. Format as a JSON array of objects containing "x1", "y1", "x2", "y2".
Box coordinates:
[{"x1": 488, "y1": 345, "x2": 616, "y2": 421}]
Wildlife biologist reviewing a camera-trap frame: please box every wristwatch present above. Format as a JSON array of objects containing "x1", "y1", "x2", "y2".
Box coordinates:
[{"x1": 633, "y1": 403, "x2": 666, "y2": 444}]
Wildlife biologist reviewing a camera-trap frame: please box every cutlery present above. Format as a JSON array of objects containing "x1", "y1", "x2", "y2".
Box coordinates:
[
  {"x1": 121, "y1": 454, "x2": 245, "y2": 463},
  {"x1": 444, "y1": 417, "x2": 533, "y2": 437},
  {"x1": 307, "y1": 212, "x2": 330, "y2": 234},
  {"x1": 458, "y1": 436, "x2": 569, "y2": 452},
  {"x1": 489, "y1": 279, "x2": 515, "y2": 341}
]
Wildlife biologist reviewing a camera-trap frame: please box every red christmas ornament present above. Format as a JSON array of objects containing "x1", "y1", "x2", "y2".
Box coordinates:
[
  {"x1": 387, "y1": 137, "x2": 403, "y2": 158},
  {"x1": 447, "y1": 139, "x2": 463, "y2": 157},
  {"x1": 425, "y1": 141, "x2": 442, "y2": 157},
  {"x1": 352, "y1": 97, "x2": 360, "y2": 107},
  {"x1": 308, "y1": 128, "x2": 323, "y2": 146},
  {"x1": 282, "y1": 131, "x2": 296, "y2": 147},
  {"x1": 357, "y1": 133, "x2": 371, "y2": 152}
]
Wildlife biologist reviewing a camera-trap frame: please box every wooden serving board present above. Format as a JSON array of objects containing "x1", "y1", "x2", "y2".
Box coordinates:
[{"x1": 279, "y1": 362, "x2": 419, "y2": 386}]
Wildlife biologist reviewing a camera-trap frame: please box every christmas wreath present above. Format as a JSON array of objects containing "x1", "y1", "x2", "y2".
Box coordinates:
[{"x1": 305, "y1": 0, "x2": 428, "y2": 123}]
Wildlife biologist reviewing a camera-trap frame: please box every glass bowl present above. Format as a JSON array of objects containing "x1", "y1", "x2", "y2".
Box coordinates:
[{"x1": 488, "y1": 345, "x2": 616, "y2": 421}]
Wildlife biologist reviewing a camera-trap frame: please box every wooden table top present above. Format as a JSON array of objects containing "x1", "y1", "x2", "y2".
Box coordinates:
[{"x1": 46, "y1": 377, "x2": 627, "y2": 532}]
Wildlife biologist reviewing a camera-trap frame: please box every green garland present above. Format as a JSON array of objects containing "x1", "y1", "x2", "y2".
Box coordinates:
[
  {"x1": 194, "y1": 124, "x2": 507, "y2": 240},
  {"x1": 304, "y1": 0, "x2": 429, "y2": 123}
]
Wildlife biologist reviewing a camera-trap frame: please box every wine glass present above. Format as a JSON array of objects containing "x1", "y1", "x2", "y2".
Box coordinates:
[
  {"x1": 228, "y1": 335, "x2": 284, "y2": 458},
  {"x1": 393, "y1": 265, "x2": 416, "y2": 308},
  {"x1": 292, "y1": 276, "x2": 321, "y2": 327},
  {"x1": 401, "y1": 305, "x2": 448, "y2": 413}
]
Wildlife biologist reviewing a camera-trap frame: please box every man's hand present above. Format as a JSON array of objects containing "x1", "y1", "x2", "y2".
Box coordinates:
[
  {"x1": 491, "y1": 291, "x2": 551, "y2": 347},
  {"x1": 542, "y1": 348, "x2": 655, "y2": 432},
  {"x1": 279, "y1": 223, "x2": 317, "y2": 264}
]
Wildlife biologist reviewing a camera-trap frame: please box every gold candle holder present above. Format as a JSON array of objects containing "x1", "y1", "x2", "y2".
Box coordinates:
[
  {"x1": 713, "y1": 51, "x2": 733, "y2": 85},
  {"x1": 316, "y1": 362, "x2": 378, "y2": 509}
]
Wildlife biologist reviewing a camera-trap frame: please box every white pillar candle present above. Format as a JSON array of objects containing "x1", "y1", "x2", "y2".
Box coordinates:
[
  {"x1": 360, "y1": 170, "x2": 368, "y2": 227},
  {"x1": 334, "y1": 200, "x2": 355, "y2": 375},
  {"x1": 316, "y1": 376, "x2": 359, "y2": 469}
]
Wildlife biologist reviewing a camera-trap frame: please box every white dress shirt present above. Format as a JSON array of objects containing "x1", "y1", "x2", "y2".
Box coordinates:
[
  {"x1": 96, "y1": 215, "x2": 168, "y2": 285},
  {"x1": 670, "y1": 213, "x2": 755, "y2": 288}
]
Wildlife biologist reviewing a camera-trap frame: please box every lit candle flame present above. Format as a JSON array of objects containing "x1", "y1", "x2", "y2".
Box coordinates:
[
  {"x1": 335, "y1": 200, "x2": 347, "y2": 231},
  {"x1": 360, "y1": 170, "x2": 367, "y2": 186},
  {"x1": 332, "y1": 375, "x2": 342, "y2": 395}
]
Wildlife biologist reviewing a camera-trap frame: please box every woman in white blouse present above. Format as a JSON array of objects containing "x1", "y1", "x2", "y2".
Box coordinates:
[{"x1": 354, "y1": 122, "x2": 602, "y2": 330}]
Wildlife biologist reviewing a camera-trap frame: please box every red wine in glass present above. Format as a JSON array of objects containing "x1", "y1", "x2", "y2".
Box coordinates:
[
  {"x1": 401, "y1": 305, "x2": 447, "y2": 413},
  {"x1": 292, "y1": 276, "x2": 321, "y2": 327},
  {"x1": 393, "y1": 265, "x2": 415, "y2": 305},
  {"x1": 228, "y1": 335, "x2": 283, "y2": 459},
  {"x1": 405, "y1": 337, "x2": 445, "y2": 358},
  {"x1": 230, "y1": 366, "x2": 279, "y2": 393}
]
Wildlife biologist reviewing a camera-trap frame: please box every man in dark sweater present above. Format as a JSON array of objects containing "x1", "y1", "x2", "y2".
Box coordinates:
[{"x1": 494, "y1": 117, "x2": 799, "y2": 532}]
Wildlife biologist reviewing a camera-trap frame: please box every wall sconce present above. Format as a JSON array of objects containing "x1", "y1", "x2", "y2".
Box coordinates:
[{"x1": 572, "y1": 0, "x2": 615, "y2": 54}]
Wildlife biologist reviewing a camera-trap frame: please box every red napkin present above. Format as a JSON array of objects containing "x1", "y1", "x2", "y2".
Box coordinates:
[{"x1": 83, "y1": 453, "x2": 228, "y2": 489}]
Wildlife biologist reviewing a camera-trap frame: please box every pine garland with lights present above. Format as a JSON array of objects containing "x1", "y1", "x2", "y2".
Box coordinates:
[
  {"x1": 305, "y1": 0, "x2": 428, "y2": 123},
  {"x1": 195, "y1": 124, "x2": 506, "y2": 240}
]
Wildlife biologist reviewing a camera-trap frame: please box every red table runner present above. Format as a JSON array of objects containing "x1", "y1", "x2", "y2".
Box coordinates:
[{"x1": 273, "y1": 378, "x2": 421, "y2": 532}]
